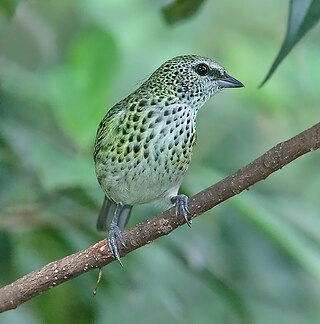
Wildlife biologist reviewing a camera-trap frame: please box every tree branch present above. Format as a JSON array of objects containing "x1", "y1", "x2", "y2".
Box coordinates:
[{"x1": 0, "y1": 122, "x2": 319, "y2": 313}]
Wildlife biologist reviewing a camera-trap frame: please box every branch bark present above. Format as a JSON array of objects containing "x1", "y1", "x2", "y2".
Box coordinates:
[{"x1": 0, "y1": 122, "x2": 319, "y2": 313}]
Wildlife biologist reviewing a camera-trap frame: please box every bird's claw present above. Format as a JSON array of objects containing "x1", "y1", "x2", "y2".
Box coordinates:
[
  {"x1": 171, "y1": 194, "x2": 191, "y2": 227},
  {"x1": 107, "y1": 224, "x2": 127, "y2": 266}
]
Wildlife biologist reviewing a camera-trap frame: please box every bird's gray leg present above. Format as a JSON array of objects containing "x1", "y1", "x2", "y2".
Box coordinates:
[
  {"x1": 107, "y1": 202, "x2": 127, "y2": 265},
  {"x1": 171, "y1": 194, "x2": 191, "y2": 227}
]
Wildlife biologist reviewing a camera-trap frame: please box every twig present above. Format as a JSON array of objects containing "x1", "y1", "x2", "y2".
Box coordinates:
[{"x1": 0, "y1": 122, "x2": 319, "y2": 313}]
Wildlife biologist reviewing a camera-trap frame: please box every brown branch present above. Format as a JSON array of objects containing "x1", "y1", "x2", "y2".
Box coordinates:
[{"x1": 0, "y1": 122, "x2": 319, "y2": 313}]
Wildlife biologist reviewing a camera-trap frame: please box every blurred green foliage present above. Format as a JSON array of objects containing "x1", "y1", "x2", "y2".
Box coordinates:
[
  {"x1": 261, "y1": 0, "x2": 320, "y2": 85},
  {"x1": 0, "y1": 1, "x2": 320, "y2": 323}
]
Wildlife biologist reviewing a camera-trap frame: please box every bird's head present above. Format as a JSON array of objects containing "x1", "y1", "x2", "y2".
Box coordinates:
[{"x1": 143, "y1": 55, "x2": 243, "y2": 106}]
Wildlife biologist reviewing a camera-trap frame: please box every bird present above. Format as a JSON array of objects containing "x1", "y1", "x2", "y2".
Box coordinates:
[{"x1": 93, "y1": 55, "x2": 243, "y2": 263}]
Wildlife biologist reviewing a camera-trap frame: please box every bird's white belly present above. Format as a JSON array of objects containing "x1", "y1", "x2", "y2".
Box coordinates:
[{"x1": 98, "y1": 154, "x2": 186, "y2": 205}]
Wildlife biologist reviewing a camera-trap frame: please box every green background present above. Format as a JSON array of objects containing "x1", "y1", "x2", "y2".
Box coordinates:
[{"x1": 0, "y1": 1, "x2": 319, "y2": 323}]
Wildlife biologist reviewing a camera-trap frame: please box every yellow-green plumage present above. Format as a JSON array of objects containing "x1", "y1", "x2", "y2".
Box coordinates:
[{"x1": 94, "y1": 55, "x2": 243, "y2": 262}]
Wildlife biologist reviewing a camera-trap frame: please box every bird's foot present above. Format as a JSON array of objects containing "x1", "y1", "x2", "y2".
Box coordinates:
[
  {"x1": 107, "y1": 223, "x2": 127, "y2": 266},
  {"x1": 171, "y1": 194, "x2": 191, "y2": 227}
]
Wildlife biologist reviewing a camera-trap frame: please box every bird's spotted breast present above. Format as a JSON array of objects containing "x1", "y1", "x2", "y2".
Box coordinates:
[{"x1": 95, "y1": 102, "x2": 196, "y2": 205}]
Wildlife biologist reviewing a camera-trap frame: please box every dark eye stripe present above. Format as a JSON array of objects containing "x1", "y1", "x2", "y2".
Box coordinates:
[{"x1": 210, "y1": 68, "x2": 223, "y2": 78}]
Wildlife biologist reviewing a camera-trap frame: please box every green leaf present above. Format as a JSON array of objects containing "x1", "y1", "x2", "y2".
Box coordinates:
[
  {"x1": 48, "y1": 27, "x2": 119, "y2": 151},
  {"x1": 0, "y1": 0, "x2": 22, "y2": 17},
  {"x1": 162, "y1": 0, "x2": 205, "y2": 24},
  {"x1": 261, "y1": 0, "x2": 320, "y2": 86},
  {"x1": 0, "y1": 119, "x2": 94, "y2": 192}
]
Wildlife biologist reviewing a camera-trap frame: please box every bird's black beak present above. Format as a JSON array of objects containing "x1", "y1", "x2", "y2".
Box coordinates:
[{"x1": 217, "y1": 73, "x2": 244, "y2": 88}]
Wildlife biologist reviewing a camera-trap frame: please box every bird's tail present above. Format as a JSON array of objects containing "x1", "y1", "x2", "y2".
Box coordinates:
[{"x1": 96, "y1": 196, "x2": 132, "y2": 231}]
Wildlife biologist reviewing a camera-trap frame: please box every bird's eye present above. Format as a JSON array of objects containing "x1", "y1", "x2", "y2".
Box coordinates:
[{"x1": 195, "y1": 63, "x2": 209, "y2": 76}]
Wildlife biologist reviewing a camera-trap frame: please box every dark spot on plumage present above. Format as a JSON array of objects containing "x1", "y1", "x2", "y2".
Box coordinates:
[
  {"x1": 147, "y1": 111, "x2": 154, "y2": 118},
  {"x1": 120, "y1": 138, "x2": 125, "y2": 144},
  {"x1": 178, "y1": 166, "x2": 184, "y2": 171},
  {"x1": 129, "y1": 104, "x2": 136, "y2": 112},
  {"x1": 142, "y1": 117, "x2": 147, "y2": 125},
  {"x1": 170, "y1": 128, "x2": 174, "y2": 133},
  {"x1": 154, "y1": 116, "x2": 162, "y2": 123},
  {"x1": 177, "y1": 106, "x2": 183, "y2": 112},
  {"x1": 164, "y1": 110, "x2": 170, "y2": 116},
  {"x1": 144, "y1": 143, "x2": 148, "y2": 149},
  {"x1": 137, "y1": 134, "x2": 141, "y2": 142},
  {"x1": 168, "y1": 142, "x2": 173, "y2": 150},
  {"x1": 111, "y1": 156, "x2": 116, "y2": 162},
  {"x1": 140, "y1": 126, "x2": 146, "y2": 133},
  {"x1": 133, "y1": 144, "x2": 140, "y2": 154},
  {"x1": 174, "y1": 139, "x2": 179, "y2": 146},
  {"x1": 118, "y1": 156, "x2": 124, "y2": 163},
  {"x1": 144, "y1": 151, "x2": 149, "y2": 159},
  {"x1": 133, "y1": 114, "x2": 139, "y2": 122},
  {"x1": 126, "y1": 146, "x2": 132, "y2": 154},
  {"x1": 129, "y1": 135, "x2": 134, "y2": 142},
  {"x1": 179, "y1": 128, "x2": 184, "y2": 135},
  {"x1": 122, "y1": 128, "x2": 128, "y2": 135},
  {"x1": 160, "y1": 127, "x2": 167, "y2": 134},
  {"x1": 172, "y1": 108, "x2": 177, "y2": 114},
  {"x1": 166, "y1": 119, "x2": 172, "y2": 125},
  {"x1": 139, "y1": 100, "x2": 148, "y2": 107}
]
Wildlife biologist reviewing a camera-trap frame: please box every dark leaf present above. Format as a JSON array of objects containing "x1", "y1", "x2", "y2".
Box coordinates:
[
  {"x1": 162, "y1": 0, "x2": 205, "y2": 24},
  {"x1": 261, "y1": 0, "x2": 320, "y2": 86}
]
